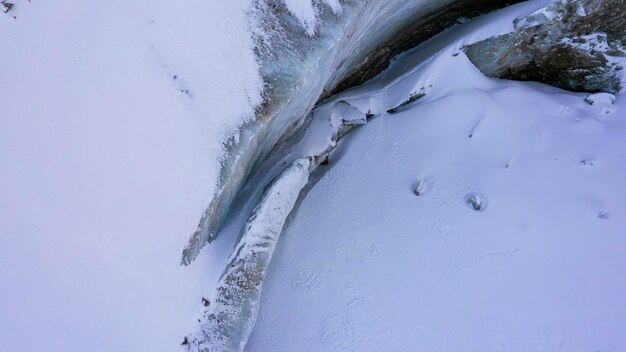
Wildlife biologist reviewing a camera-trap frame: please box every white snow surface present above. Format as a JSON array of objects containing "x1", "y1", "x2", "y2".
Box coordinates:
[
  {"x1": 0, "y1": 1, "x2": 261, "y2": 351},
  {"x1": 246, "y1": 3, "x2": 626, "y2": 351}
]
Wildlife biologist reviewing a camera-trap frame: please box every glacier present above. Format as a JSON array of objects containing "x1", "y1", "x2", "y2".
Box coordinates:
[
  {"x1": 184, "y1": 0, "x2": 626, "y2": 349},
  {"x1": 181, "y1": 0, "x2": 526, "y2": 265},
  {"x1": 2, "y1": 0, "x2": 624, "y2": 351}
]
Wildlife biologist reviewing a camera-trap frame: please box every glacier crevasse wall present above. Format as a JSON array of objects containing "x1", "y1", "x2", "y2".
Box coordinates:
[{"x1": 181, "y1": 0, "x2": 518, "y2": 265}]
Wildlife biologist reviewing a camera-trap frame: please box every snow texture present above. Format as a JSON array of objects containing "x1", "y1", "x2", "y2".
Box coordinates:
[
  {"x1": 246, "y1": 2, "x2": 626, "y2": 351},
  {"x1": 0, "y1": 1, "x2": 261, "y2": 351}
]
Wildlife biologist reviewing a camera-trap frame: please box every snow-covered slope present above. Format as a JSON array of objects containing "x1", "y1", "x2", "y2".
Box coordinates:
[
  {"x1": 0, "y1": 1, "x2": 261, "y2": 350},
  {"x1": 2, "y1": 0, "x2": 624, "y2": 351},
  {"x1": 246, "y1": 3, "x2": 626, "y2": 351},
  {"x1": 1, "y1": 1, "x2": 527, "y2": 350}
]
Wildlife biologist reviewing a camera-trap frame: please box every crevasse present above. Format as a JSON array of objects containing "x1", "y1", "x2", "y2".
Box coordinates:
[{"x1": 181, "y1": 0, "x2": 519, "y2": 265}]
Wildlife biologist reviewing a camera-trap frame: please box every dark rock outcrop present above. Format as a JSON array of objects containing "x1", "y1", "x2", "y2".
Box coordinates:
[{"x1": 464, "y1": 0, "x2": 625, "y2": 93}]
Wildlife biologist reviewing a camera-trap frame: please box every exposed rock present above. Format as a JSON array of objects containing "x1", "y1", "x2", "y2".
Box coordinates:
[
  {"x1": 464, "y1": 0, "x2": 625, "y2": 93},
  {"x1": 466, "y1": 193, "x2": 487, "y2": 211},
  {"x1": 386, "y1": 87, "x2": 428, "y2": 114},
  {"x1": 2, "y1": 1, "x2": 14, "y2": 13}
]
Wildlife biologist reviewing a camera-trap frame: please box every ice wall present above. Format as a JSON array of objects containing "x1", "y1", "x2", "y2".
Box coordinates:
[
  {"x1": 181, "y1": 0, "x2": 519, "y2": 265},
  {"x1": 187, "y1": 158, "x2": 311, "y2": 352},
  {"x1": 181, "y1": 1, "x2": 547, "y2": 350}
]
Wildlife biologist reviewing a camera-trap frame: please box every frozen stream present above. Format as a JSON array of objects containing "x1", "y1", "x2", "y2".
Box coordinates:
[{"x1": 245, "y1": 4, "x2": 626, "y2": 351}]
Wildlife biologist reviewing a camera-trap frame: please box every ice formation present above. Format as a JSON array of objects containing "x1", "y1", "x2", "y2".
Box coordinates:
[
  {"x1": 187, "y1": 158, "x2": 310, "y2": 351},
  {"x1": 181, "y1": 0, "x2": 523, "y2": 265}
]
